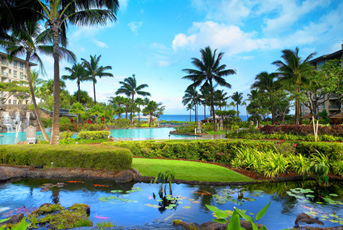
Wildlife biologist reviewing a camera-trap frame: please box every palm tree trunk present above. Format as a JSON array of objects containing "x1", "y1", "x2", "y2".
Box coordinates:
[
  {"x1": 77, "y1": 80, "x2": 81, "y2": 125},
  {"x1": 204, "y1": 104, "x2": 206, "y2": 120},
  {"x1": 236, "y1": 104, "x2": 239, "y2": 117},
  {"x1": 50, "y1": 20, "x2": 61, "y2": 145},
  {"x1": 149, "y1": 112, "x2": 152, "y2": 127},
  {"x1": 190, "y1": 109, "x2": 191, "y2": 122},
  {"x1": 295, "y1": 86, "x2": 300, "y2": 125},
  {"x1": 25, "y1": 53, "x2": 50, "y2": 142},
  {"x1": 131, "y1": 94, "x2": 134, "y2": 123},
  {"x1": 93, "y1": 78, "x2": 96, "y2": 105},
  {"x1": 210, "y1": 81, "x2": 217, "y2": 132}
]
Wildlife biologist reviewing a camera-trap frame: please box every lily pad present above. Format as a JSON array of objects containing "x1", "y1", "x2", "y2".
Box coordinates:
[
  {"x1": 192, "y1": 201, "x2": 200, "y2": 204},
  {"x1": 182, "y1": 206, "x2": 192, "y2": 209}
]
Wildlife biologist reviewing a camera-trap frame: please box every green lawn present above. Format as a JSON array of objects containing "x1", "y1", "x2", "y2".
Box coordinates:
[
  {"x1": 132, "y1": 158, "x2": 253, "y2": 182},
  {"x1": 205, "y1": 130, "x2": 227, "y2": 135}
]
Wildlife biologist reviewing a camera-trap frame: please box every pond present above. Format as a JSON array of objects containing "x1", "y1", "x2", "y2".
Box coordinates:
[
  {"x1": 0, "y1": 128, "x2": 195, "y2": 144},
  {"x1": 1, "y1": 179, "x2": 342, "y2": 229}
]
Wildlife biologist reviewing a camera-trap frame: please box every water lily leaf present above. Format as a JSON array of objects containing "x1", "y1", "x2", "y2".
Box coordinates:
[
  {"x1": 177, "y1": 202, "x2": 183, "y2": 204},
  {"x1": 187, "y1": 199, "x2": 194, "y2": 201},
  {"x1": 330, "y1": 219, "x2": 339, "y2": 223},
  {"x1": 192, "y1": 201, "x2": 200, "y2": 204},
  {"x1": 329, "y1": 194, "x2": 338, "y2": 197},
  {"x1": 321, "y1": 215, "x2": 329, "y2": 219},
  {"x1": 156, "y1": 199, "x2": 163, "y2": 202},
  {"x1": 111, "y1": 190, "x2": 123, "y2": 193},
  {"x1": 165, "y1": 206, "x2": 173, "y2": 209},
  {"x1": 182, "y1": 206, "x2": 192, "y2": 209},
  {"x1": 249, "y1": 213, "x2": 254, "y2": 215},
  {"x1": 306, "y1": 194, "x2": 314, "y2": 198},
  {"x1": 316, "y1": 202, "x2": 324, "y2": 204}
]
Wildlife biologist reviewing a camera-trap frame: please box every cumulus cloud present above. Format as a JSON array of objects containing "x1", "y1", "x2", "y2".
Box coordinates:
[{"x1": 128, "y1": 21, "x2": 143, "y2": 32}]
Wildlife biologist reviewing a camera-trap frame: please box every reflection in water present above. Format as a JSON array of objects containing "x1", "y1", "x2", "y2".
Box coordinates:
[{"x1": 0, "y1": 179, "x2": 342, "y2": 229}]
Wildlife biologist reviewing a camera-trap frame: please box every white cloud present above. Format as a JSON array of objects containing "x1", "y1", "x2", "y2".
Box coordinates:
[
  {"x1": 172, "y1": 21, "x2": 279, "y2": 55},
  {"x1": 128, "y1": 21, "x2": 143, "y2": 32},
  {"x1": 119, "y1": 0, "x2": 129, "y2": 11},
  {"x1": 92, "y1": 39, "x2": 109, "y2": 48},
  {"x1": 147, "y1": 43, "x2": 174, "y2": 67},
  {"x1": 70, "y1": 23, "x2": 115, "y2": 41}
]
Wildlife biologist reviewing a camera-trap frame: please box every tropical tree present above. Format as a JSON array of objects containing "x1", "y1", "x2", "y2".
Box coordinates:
[
  {"x1": 182, "y1": 46, "x2": 236, "y2": 131},
  {"x1": 0, "y1": 20, "x2": 73, "y2": 142},
  {"x1": 36, "y1": 0, "x2": 119, "y2": 144},
  {"x1": 186, "y1": 103, "x2": 194, "y2": 122},
  {"x1": 272, "y1": 47, "x2": 315, "y2": 124},
  {"x1": 69, "y1": 102, "x2": 85, "y2": 124},
  {"x1": 142, "y1": 99, "x2": 165, "y2": 127},
  {"x1": 82, "y1": 55, "x2": 113, "y2": 104},
  {"x1": 62, "y1": 63, "x2": 89, "y2": 103},
  {"x1": 135, "y1": 97, "x2": 144, "y2": 121},
  {"x1": 182, "y1": 87, "x2": 199, "y2": 122},
  {"x1": 108, "y1": 95, "x2": 126, "y2": 118},
  {"x1": 231, "y1": 91, "x2": 243, "y2": 117},
  {"x1": 251, "y1": 72, "x2": 279, "y2": 123},
  {"x1": 199, "y1": 85, "x2": 211, "y2": 120},
  {"x1": 72, "y1": 90, "x2": 93, "y2": 107},
  {"x1": 214, "y1": 89, "x2": 229, "y2": 111},
  {"x1": 116, "y1": 74, "x2": 151, "y2": 123}
]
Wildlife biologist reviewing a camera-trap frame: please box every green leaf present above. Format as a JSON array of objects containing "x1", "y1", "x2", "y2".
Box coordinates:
[
  {"x1": 256, "y1": 201, "x2": 271, "y2": 221},
  {"x1": 213, "y1": 218, "x2": 227, "y2": 224},
  {"x1": 205, "y1": 204, "x2": 228, "y2": 219},
  {"x1": 0, "y1": 218, "x2": 10, "y2": 223},
  {"x1": 235, "y1": 208, "x2": 253, "y2": 223},
  {"x1": 227, "y1": 210, "x2": 241, "y2": 230}
]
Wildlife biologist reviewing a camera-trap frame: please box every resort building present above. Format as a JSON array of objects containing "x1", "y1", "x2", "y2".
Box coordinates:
[
  {"x1": 0, "y1": 52, "x2": 36, "y2": 105},
  {"x1": 301, "y1": 44, "x2": 343, "y2": 116}
]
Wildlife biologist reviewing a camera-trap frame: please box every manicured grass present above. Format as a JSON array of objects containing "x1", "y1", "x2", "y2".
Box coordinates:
[
  {"x1": 205, "y1": 130, "x2": 227, "y2": 135},
  {"x1": 132, "y1": 158, "x2": 253, "y2": 182}
]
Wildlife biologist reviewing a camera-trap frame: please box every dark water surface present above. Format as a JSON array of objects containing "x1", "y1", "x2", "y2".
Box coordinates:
[{"x1": 0, "y1": 179, "x2": 342, "y2": 229}]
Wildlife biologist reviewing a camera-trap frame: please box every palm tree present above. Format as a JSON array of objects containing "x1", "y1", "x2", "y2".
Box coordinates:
[
  {"x1": 116, "y1": 74, "x2": 151, "y2": 123},
  {"x1": 231, "y1": 91, "x2": 243, "y2": 117},
  {"x1": 0, "y1": 20, "x2": 74, "y2": 142},
  {"x1": 214, "y1": 90, "x2": 229, "y2": 111},
  {"x1": 135, "y1": 97, "x2": 144, "y2": 121},
  {"x1": 199, "y1": 85, "x2": 211, "y2": 120},
  {"x1": 182, "y1": 87, "x2": 199, "y2": 122},
  {"x1": 182, "y1": 46, "x2": 236, "y2": 131},
  {"x1": 62, "y1": 63, "x2": 88, "y2": 103},
  {"x1": 36, "y1": 0, "x2": 119, "y2": 144},
  {"x1": 108, "y1": 95, "x2": 126, "y2": 119},
  {"x1": 82, "y1": 55, "x2": 113, "y2": 105},
  {"x1": 251, "y1": 72, "x2": 279, "y2": 123},
  {"x1": 142, "y1": 99, "x2": 165, "y2": 127},
  {"x1": 186, "y1": 103, "x2": 194, "y2": 122},
  {"x1": 272, "y1": 47, "x2": 315, "y2": 124}
]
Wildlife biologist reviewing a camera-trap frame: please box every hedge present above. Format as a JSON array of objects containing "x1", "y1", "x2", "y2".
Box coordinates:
[
  {"x1": 102, "y1": 139, "x2": 343, "y2": 163},
  {"x1": 260, "y1": 125, "x2": 343, "y2": 136},
  {"x1": 0, "y1": 145, "x2": 132, "y2": 170},
  {"x1": 78, "y1": 131, "x2": 110, "y2": 140}
]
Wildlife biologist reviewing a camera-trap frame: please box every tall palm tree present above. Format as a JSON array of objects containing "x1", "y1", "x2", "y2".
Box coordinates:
[
  {"x1": 35, "y1": 0, "x2": 119, "y2": 144},
  {"x1": 183, "y1": 46, "x2": 236, "y2": 131},
  {"x1": 0, "y1": 20, "x2": 74, "y2": 142},
  {"x1": 142, "y1": 99, "x2": 165, "y2": 127},
  {"x1": 62, "y1": 63, "x2": 88, "y2": 103},
  {"x1": 116, "y1": 74, "x2": 151, "y2": 123},
  {"x1": 186, "y1": 103, "x2": 194, "y2": 122},
  {"x1": 214, "y1": 90, "x2": 229, "y2": 111},
  {"x1": 182, "y1": 87, "x2": 199, "y2": 122},
  {"x1": 272, "y1": 47, "x2": 315, "y2": 124},
  {"x1": 231, "y1": 91, "x2": 243, "y2": 117},
  {"x1": 199, "y1": 85, "x2": 211, "y2": 120},
  {"x1": 82, "y1": 55, "x2": 113, "y2": 105},
  {"x1": 135, "y1": 97, "x2": 144, "y2": 121},
  {"x1": 251, "y1": 72, "x2": 279, "y2": 123}
]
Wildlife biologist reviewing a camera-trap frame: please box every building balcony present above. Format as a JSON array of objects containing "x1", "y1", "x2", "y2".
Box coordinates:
[
  {"x1": 1, "y1": 71, "x2": 8, "y2": 77},
  {"x1": 329, "y1": 105, "x2": 341, "y2": 110},
  {"x1": 1, "y1": 61, "x2": 8, "y2": 66},
  {"x1": 329, "y1": 94, "x2": 339, "y2": 100}
]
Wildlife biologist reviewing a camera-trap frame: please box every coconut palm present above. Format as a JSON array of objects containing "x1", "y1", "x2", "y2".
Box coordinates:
[
  {"x1": 116, "y1": 74, "x2": 151, "y2": 123},
  {"x1": 62, "y1": 63, "x2": 89, "y2": 103},
  {"x1": 0, "y1": 20, "x2": 74, "y2": 142},
  {"x1": 199, "y1": 85, "x2": 211, "y2": 120},
  {"x1": 183, "y1": 46, "x2": 236, "y2": 131},
  {"x1": 142, "y1": 99, "x2": 165, "y2": 127},
  {"x1": 214, "y1": 90, "x2": 229, "y2": 111},
  {"x1": 182, "y1": 87, "x2": 199, "y2": 122},
  {"x1": 186, "y1": 103, "x2": 194, "y2": 122},
  {"x1": 251, "y1": 72, "x2": 279, "y2": 123},
  {"x1": 135, "y1": 97, "x2": 144, "y2": 121},
  {"x1": 231, "y1": 91, "x2": 243, "y2": 117},
  {"x1": 82, "y1": 55, "x2": 113, "y2": 105},
  {"x1": 272, "y1": 47, "x2": 315, "y2": 124},
  {"x1": 34, "y1": 0, "x2": 119, "y2": 144}
]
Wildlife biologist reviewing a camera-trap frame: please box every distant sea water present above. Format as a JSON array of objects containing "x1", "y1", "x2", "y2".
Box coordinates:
[{"x1": 159, "y1": 114, "x2": 248, "y2": 122}]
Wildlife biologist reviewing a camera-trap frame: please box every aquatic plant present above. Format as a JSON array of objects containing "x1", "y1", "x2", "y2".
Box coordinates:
[
  {"x1": 154, "y1": 171, "x2": 175, "y2": 194},
  {"x1": 96, "y1": 220, "x2": 115, "y2": 227},
  {"x1": 206, "y1": 201, "x2": 271, "y2": 230},
  {"x1": 262, "y1": 152, "x2": 289, "y2": 178},
  {"x1": 0, "y1": 217, "x2": 29, "y2": 230},
  {"x1": 308, "y1": 151, "x2": 330, "y2": 186}
]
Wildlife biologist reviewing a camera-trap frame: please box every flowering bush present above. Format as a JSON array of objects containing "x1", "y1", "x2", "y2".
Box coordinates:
[{"x1": 260, "y1": 125, "x2": 343, "y2": 136}]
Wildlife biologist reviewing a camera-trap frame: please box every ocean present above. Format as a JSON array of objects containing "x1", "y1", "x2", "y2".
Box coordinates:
[{"x1": 159, "y1": 114, "x2": 248, "y2": 122}]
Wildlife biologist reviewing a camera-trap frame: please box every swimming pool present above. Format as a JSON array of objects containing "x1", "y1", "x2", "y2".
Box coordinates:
[{"x1": 0, "y1": 128, "x2": 195, "y2": 144}]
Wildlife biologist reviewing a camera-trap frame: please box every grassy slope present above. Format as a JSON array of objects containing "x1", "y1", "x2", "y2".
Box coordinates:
[{"x1": 132, "y1": 158, "x2": 252, "y2": 182}]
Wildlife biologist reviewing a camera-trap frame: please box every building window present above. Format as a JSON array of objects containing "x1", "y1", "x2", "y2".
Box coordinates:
[
  {"x1": 8, "y1": 69, "x2": 11, "y2": 74},
  {"x1": 8, "y1": 99, "x2": 11, "y2": 104},
  {"x1": 26, "y1": 100, "x2": 29, "y2": 104},
  {"x1": 14, "y1": 61, "x2": 17, "y2": 68},
  {"x1": 20, "y1": 63, "x2": 23, "y2": 70},
  {"x1": 13, "y1": 100, "x2": 17, "y2": 104},
  {"x1": 13, "y1": 70, "x2": 17, "y2": 78},
  {"x1": 20, "y1": 72, "x2": 23, "y2": 79},
  {"x1": 8, "y1": 79, "x2": 11, "y2": 82}
]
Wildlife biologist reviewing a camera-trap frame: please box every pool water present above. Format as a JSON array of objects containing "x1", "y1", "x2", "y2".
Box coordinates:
[
  {"x1": 0, "y1": 128, "x2": 193, "y2": 144},
  {"x1": 0, "y1": 179, "x2": 342, "y2": 229}
]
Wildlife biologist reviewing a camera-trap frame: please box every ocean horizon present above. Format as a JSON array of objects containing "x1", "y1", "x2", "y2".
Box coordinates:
[{"x1": 159, "y1": 114, "x2": 248, "y2": 122}]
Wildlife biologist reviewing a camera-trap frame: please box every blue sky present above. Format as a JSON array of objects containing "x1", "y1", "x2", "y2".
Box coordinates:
[{"x1": 33, "y1": 0, "x2": 343, "y2": 114}]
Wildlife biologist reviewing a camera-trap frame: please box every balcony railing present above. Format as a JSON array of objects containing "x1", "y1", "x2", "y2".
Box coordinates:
[
  {"x1": 1, "y1": 61, "x2": 8, "y2": 66},
  {"x1": 329, "y1": 105, "x2": 340, "y2": 110},
  {"x1": 1, "y1": 72, "x2": 8, "y2": 76},
  {"x1": 329, "y1": 94, "x2": 339, "y2": 100}
]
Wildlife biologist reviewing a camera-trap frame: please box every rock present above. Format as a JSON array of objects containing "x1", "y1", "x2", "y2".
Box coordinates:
[
  {"x1": 0, "y1": 166, "x2": 26, "y2": 182},
  {"x1": 240, "y1": 220, "x2": 265, "y2": 230},
  {"x1": 173, "y1": 220, "x2": 265, "y2": 230},
  {"x1": 0, "y1": 213, "x2": 24, "y2": 226},
  {"x1": 115, "y1": 170, "x2": 134, "y2": 183},
  {"x1": 295, "y1": 213, "x2": 324, "y2": 226}
]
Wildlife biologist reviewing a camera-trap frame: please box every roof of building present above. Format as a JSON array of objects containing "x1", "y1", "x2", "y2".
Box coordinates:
[
  {"x1": 0, "y1": 52, "x2": 37, "y2": 66},
  {"x1": 309, "y1": 45, "x2": 343, "y2": 64}
]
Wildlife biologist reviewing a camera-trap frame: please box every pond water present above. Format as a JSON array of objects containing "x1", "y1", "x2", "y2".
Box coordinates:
[
  {"x1": 1, "y1": 179, "x2": 342, "y2": 229},
  {"x1": 0, "y1": 128, "x2": 195, "y2": 144}
]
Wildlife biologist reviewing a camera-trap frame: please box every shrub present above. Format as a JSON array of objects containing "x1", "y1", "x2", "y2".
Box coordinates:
[
  {"x1": 0, "y1": 145, "x2": 132, "y2": 170},
  {"x1": 78, "y1": 131, "x2": 111, "y2": 140}
]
